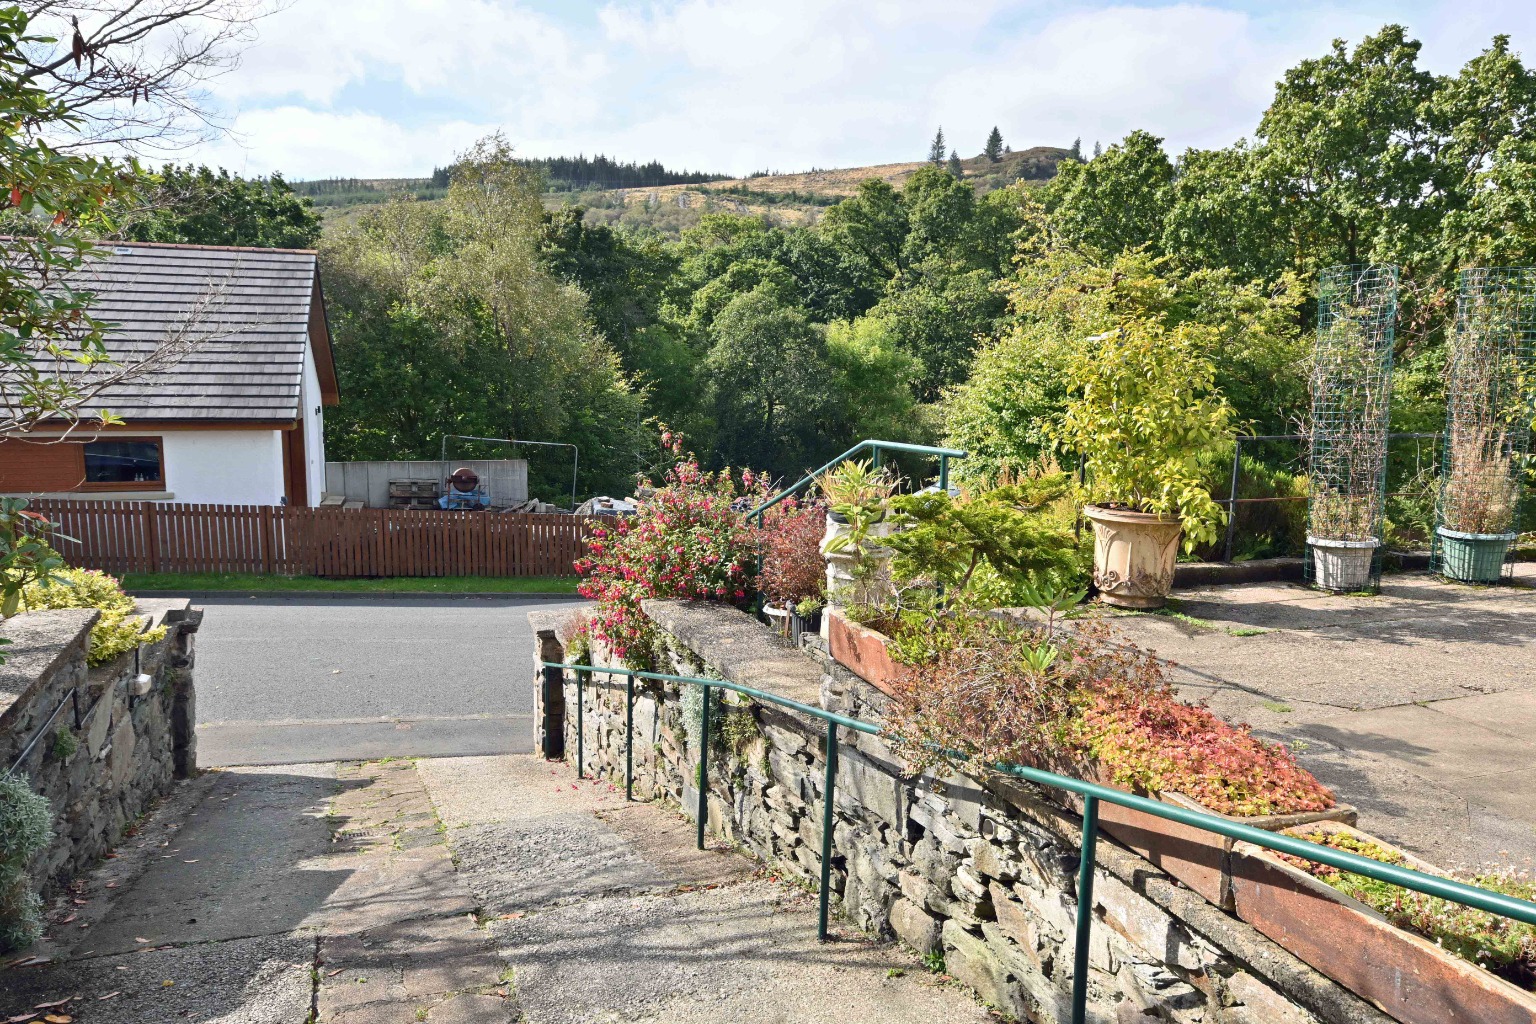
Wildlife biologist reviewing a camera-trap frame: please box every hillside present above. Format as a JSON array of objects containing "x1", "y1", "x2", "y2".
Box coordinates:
[{"x1": 308, "y1": 146, "x2": 1069, "y2": 236}]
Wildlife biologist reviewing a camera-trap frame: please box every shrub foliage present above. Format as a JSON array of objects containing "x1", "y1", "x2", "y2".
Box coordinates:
[
  {"x1": 0, "y1": 775, "x2": 51, "y2": 952},
  {"x1": 576, "y1": 431, "x2": 765, "y2": 667},
  {"x1": 23, "y1": 567, "x2": 167, "y2": 666}
]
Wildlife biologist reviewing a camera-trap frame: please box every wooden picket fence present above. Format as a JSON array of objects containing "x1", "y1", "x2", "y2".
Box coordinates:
[{"x1": 28, "y1": 500, "x2": 592, "y2": 578}]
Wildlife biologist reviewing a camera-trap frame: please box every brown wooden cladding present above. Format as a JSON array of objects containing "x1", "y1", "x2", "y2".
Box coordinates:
[
  {"x1": 27, "y1": 500, "x2": 592, "y2": 578},
  {"x1": 0, "y1": 439, "x2": 88, "y2": 492}
]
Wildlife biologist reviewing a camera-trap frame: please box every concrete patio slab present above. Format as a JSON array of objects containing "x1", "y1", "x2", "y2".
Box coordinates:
[
  {"x1": 1105, "y1": 573, "x2": 1536, "y2": 865},
  {"x1": 1298, "y1": 704, "x2": 1536, "y2": 784},
  {"x1": 1428, "y1": 688, "x2": 1536, "y2": 739}
]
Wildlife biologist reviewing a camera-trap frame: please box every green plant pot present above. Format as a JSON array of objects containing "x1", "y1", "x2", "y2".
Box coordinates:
[{"x1": 1435, "y1": 528, "x2": 1515, "y2": 584}]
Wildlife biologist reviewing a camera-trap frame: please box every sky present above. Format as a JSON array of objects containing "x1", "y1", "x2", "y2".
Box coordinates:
[{"x1": 176, "y1": 0, "x2": 1536, "y2": 181}]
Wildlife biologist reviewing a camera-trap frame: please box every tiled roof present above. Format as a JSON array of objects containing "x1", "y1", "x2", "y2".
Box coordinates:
[{"x1": 52, "y1": 242, "x2": 325, "y2": 423}]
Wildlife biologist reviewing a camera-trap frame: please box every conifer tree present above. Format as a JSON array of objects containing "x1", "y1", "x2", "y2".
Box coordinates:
[
  {"x1": 1069, "y1": 137, "x2": 1082, "y2": 161},
  {"x1": 947, "y1": 149, "x2": 965, "y2": 178},
  {"x1": 1093, "y1": 140, "x2": 1102, "y2": 159},
  {"x1": 928, "y1": 127, "x2": 947, "y2": 165},
  {"x1": 984, "y1": 126, "x2": 1004, "y2": 162}
]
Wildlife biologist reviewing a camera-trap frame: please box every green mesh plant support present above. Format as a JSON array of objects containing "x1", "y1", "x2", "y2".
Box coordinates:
[
  {"x1": 1431, "y1": 268, "x2": 1536, "y2": 584},
  {"x1": 1306, "y1": 265, "x2": 1399, "y2": 592}
]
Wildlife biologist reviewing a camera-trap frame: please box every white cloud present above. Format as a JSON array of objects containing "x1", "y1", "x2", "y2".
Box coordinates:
[
  {"x1": 194, "y1": 107, "x2": 499, "y2": 178},
  {"x1": 216, "y1": 0, "x2": 599, "y2": 107},
  {"x1": 175, "y1": 0, "x2": 1536, "y2": 179}
]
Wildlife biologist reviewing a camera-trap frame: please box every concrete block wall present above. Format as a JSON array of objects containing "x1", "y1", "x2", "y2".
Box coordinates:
[
  {"x1": 325, "y1": 459, "x2": 530, "y2": 508},
  {"x1": 0, "y1": 602, "x2": 201, "y2": 893},
  {"x1": 533, "y1": 600, "x2": 1393, "y2": 1024}
]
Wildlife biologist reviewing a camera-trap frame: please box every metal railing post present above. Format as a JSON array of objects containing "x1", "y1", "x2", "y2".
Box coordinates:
[
  {"x1": 818, "y1": 719, "x2": 839, "y2": 941},
  {"x1": 625, "y1": 673, "x2": 635, "y2": 801},
  {"x1": 697, "y1": 684, "x2": 711, "y2": 850},
  {"x1": 576, "y1": 670, "x2": 586, "y2": 779},
  {"x1": 1222, "y1": 437, "x2": 1243, "y2": 563},
  {"x1": 1071, "y1": 795, "x2": 1100, "y2": 1024},
  {"x1": 938, "y1": 454, "x2": 949, "y2": 492}
]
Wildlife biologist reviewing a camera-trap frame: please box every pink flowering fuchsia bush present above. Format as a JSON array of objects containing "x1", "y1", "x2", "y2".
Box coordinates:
[{"x1": 575, "y1": 431, "x2": 768, "y2": 668}]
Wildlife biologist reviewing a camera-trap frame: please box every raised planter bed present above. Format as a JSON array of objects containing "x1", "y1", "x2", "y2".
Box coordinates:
[
  {"x1": 1091, "y1": 780, "x2": 1355, "y2": 910},
  {"x1": 825, "y1": 608, "x2": 907, "y2": 695},
  {"x1": 825, "y1": 607, "x2": 1354, "y2": 909},
  {"x1": 1230, "y1": 821, "x2": 1536, "y2": 1024}
]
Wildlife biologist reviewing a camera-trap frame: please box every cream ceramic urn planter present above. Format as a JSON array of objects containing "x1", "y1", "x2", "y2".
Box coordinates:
[{"x1": 1083, "y1": 504, "x2": 1182, "y2": 609}]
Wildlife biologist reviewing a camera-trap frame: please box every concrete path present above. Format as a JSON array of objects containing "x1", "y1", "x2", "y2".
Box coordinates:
[
  {"x1": 1, "y1": 755, "x2": 992, "y2": 1023},
  {"x1": 1109, "y1": 572, "x2": 1536, "y2": 868},
  {"x1": 192, "y1": 596, "x2": 585, "y2": 765}
]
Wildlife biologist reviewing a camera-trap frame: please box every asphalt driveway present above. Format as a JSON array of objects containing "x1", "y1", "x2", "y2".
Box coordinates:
[{"x1": 190, "y1": 595, "x2": 587, "y2": 765}]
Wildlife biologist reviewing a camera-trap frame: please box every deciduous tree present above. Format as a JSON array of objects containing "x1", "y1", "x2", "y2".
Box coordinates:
[{"x1": 125, "y1": 165, "x2": 321, "y2": 249}]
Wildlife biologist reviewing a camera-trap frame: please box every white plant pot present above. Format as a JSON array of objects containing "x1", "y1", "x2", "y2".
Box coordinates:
[{"x1": 1308, "y1": 536, "x2": 1379, "y2": 592}]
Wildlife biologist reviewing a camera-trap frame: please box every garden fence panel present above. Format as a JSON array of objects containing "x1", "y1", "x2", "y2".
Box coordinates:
[{"x1": 27, "y1": 500, "x2": 593, "y2": 579}]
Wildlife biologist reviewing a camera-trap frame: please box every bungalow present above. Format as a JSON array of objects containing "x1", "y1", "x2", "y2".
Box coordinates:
[{"x1": 0, "y1": 241, "x2": 338, "y2": 506}]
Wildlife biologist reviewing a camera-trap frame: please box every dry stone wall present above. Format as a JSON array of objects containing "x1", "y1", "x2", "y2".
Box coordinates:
[
  {"x1": 0, "y1": 601, "x2": 200, "y2": 893},
  {"x1": 533, "y1": 600, "x2": 1393, "y2": 1024}
]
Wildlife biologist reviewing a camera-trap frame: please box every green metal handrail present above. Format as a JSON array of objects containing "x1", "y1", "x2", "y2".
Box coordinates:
[
  {"x1": 543, "y1": 660, "x2": 1536, "y2": 1024},
  {"x1": 748, "y1": 439, "x2": 968, "y2": 523}
]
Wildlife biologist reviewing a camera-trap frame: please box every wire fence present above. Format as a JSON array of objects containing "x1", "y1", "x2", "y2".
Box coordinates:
[
  {"x1": 1305, "y1": 264, "x2": 1400, "y2": 589},
  {"x1": 1215, "y1": 432, "x2": 1446, "y2": 563},
  {"x1": 1431, "y1": 268, "x2": 1536, "y2": 582}
]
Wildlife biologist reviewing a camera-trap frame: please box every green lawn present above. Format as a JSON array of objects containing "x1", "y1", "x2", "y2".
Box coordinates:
[{"x1": 120, "y1": 572, "x2": 583, "y2": 595}]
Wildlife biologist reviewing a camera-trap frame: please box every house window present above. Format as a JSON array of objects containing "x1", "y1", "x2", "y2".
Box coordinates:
[{"x1": 82, "y1": 439, "x2": 164, "y2": 487}]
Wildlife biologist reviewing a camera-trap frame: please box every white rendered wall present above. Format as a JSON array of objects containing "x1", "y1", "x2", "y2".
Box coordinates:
[
  {"x1": 301, "y1": 346, "x2": 326, "y2": 506},
  {"x1": 160, "y1": 430, "x2": 285, "y2": 505}
]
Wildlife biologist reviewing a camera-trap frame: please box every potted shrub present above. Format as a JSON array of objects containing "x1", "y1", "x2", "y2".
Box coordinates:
[
  {"x1": 1307, "y1": 488, "x2": 1380, "y2": 591},
  {"x1": 1437, "y1": 427, "x2": 1521, "y2": 583},
  {"x1": 790, "y1": 596, "x2": 822, "y2": 645},
  {"x1": 1055, "y1": 321, "x2": 1233, "y2": 609},
  {"x1": 817, "y1": 459, "x2": 898, "y2": 624},
  {"x1": 824, "y1": 475, "x2": 1081, "y2": 691},
  {"x1": 760, "y1": 496, "x2": 825, "y2": 639}
]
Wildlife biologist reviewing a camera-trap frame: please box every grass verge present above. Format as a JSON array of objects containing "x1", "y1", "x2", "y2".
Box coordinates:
[{"x1": 120, "y1": 572, "x2": 583, "y2": 595}]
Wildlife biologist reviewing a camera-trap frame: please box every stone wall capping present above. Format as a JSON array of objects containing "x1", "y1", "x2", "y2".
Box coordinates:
[
  {"x1": 0, "y1": 609, "x2": 98, "y2": 728},
  {"x1": 643, "y1": 599, "x2": 823, "y2": 705}
]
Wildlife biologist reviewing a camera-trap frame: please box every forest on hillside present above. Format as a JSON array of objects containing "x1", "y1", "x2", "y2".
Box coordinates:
[
  {"x1": 125, "y1": 26, "x2": 1536, "y2": 550},
  {"x1": 290, "y1": 154, "x2": 731, "y2": 209}
]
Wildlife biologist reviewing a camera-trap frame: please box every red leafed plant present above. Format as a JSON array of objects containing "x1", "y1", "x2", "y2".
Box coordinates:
[
  {"x1": 575, "y1": 430, "x2": 767, "y2": 668},
  {"x1": 884, "y1": 613, "x2": 1334, "y2": 818},
  {"x1": 759, "y1": 497, "x2": 826, "y2": 608},
  {"x1": 1081, "y1": 683, "x2": 1336, "y2": 816}
]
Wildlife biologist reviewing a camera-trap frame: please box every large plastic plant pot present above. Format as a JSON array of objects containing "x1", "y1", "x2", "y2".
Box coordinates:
[
  {"x1": 1307, "y1": 536, "x2": 1378, "y2": 592},
  {"x1": 1436, "y1": 528, "x2": 1515, "y2": 584},
  {"x1": 1083, "y1": 505, "x2": 1182, "y2": 609}
]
